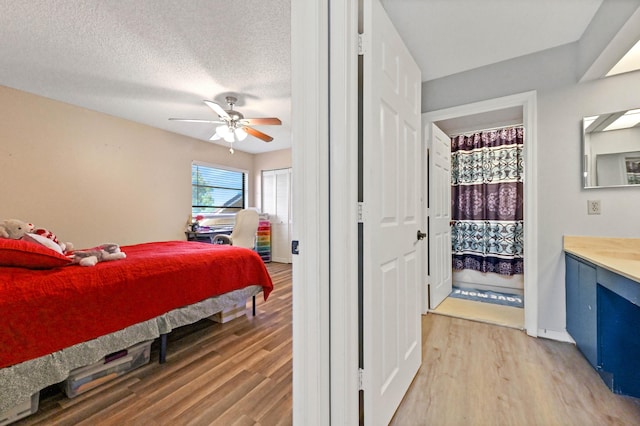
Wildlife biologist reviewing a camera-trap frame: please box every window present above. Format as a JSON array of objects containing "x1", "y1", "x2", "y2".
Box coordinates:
[{"x1": 192, "y1": 163, "x2": 246, "y2": 215}]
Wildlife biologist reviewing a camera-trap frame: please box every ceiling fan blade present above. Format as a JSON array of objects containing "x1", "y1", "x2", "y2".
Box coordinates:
[
  {"x1": 244, "y1": 126, "x2": 273, "y2": 142},
  {"x1": 242, "y1": 117, "x2": 282, "y2": 126},
  {"x1": 169, "y1": 118, "x2": 223, "y2": 124},
  {"x1": 209, "y1": 133, "x2": 221, "y2": 141},
  {"x1": 203, "y1": 100, "x2": 230, "y2": 120}
]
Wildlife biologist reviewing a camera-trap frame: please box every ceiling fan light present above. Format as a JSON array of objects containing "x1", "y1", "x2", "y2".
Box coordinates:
[
  {"x1": 216, "y1": 124, "x2": 231, "y2": 137},
  {"x1": 235, "y1": 127, "x2": 248, "y2": 141},
  {"x1": 175, "y1": 98, "x2": 279, "y2": 144}
]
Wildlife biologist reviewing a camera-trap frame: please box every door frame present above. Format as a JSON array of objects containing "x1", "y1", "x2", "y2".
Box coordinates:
[
  {"x1": 293, "y1": 3, "x2": 539, "y2": 420},
  {"x1": 291, "y1": 1, "x2": 331, "y2": 424},
  {"x1": 327, "y1": 0, "x2": 360, "y2": 424},
  {"x1": 422, "y1": 91, "x2": 539, "y2": 337},
  {"x1": 291, "y1": 0, "x2": 360, "y2": 423}
]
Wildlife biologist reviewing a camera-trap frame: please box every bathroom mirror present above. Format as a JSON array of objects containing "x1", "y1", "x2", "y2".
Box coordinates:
[{"x1": 583, "y1": 108, "x2": 640, "y2": 188}]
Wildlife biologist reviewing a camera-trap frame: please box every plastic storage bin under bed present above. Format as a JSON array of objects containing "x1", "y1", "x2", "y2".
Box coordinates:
[{"x1": 61, "y1": 340, "x2": 152, "y2": 398}]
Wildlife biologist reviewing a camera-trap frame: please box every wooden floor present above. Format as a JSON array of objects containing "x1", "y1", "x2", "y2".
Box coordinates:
[
  {"x1": 18, "y1": 262, "x2": 293, "y2": 426},
  {"x1": 17, "y1": 264, "x2": 640, "y2": 425},
  {"x1": 391, "y1": 314, "x2": 640, "y2": 425},
  {"x1": 431, "y1": 296, "x2": 525, "y2": 330}
]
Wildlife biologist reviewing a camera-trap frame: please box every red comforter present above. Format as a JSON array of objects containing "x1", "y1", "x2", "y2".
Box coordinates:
[{"x1": 0, "y1": 241, "x2": 273, "y2": 369}]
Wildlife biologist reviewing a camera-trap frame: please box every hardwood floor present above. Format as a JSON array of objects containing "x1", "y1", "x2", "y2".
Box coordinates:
[
  {"x1": 16, "y1": 263, "x2": 640, "y2": 425},
  {"x1": 431, "y1": 297, "x2": 525, "y2": 330},
  {"x1": 392, "y1": 314, "x2": 640, "y2": 425},
  {"x1": 17, "y1": 262, "x2": 293, "y2": 426}
]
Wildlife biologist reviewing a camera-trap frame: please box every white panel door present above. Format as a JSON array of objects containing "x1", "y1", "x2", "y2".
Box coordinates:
[
  {"x1": 362, "y1": 0, "x2": 422, "y2": 424},
  {"x1": 428, "y1": 123, "x2": 452, "y2": 309}
]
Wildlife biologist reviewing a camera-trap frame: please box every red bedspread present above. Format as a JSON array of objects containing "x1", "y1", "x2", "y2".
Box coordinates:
[{"x1": 0, "y1": 241, "x2": 273, "y2": 369}]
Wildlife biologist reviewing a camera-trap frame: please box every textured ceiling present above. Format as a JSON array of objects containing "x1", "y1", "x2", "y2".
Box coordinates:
[
  {"x1": 0, "y1": 0, "x2": 291, "y2": 154},
  {"x1": 0, "y1": 1, "x2": 607, "y2": 154}
]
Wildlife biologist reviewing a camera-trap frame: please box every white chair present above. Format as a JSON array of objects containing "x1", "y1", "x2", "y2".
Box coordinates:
[{"x1": 212, "y1": 209, "x2": 259, "y2": 249}]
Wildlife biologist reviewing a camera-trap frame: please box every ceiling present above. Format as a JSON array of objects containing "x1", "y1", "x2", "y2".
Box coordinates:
[
  {"x1": 0, "y1": 1, "x2": 612, "y2": 154},
  {"x1": 0, "y1": 0, "x2": 291, "y2": 154},
  {"x1": 380, "y1": 0, "x2": 604, "y2": 82}
]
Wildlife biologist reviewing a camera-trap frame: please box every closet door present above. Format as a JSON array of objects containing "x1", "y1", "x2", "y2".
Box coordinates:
[
  {"x1": 262, "y1": 171, "x2": 276, "y2": 219},
  {"x1": 262, "y1": 168, "x2": 292, "y2": 263}
]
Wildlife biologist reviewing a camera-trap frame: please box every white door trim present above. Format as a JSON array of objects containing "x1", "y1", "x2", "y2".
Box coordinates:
[
  {"x1": 293, "y1": 0, "x2": 361, "y2": 422},
  {"x1": 291, "y1": 0, "x2": 331, "y2": 423},
  {"x1": 422, "y1": 91, "x2": 539, "y2": 337},
  {"x1": 328, "y1": 0, "x2": 360, "y2": 424}
]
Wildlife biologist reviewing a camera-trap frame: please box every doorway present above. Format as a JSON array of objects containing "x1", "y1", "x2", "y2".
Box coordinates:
[
  {"x1": 423, "y1": 91, "x2": 539, "y2": 336},
  {"x1": 434, "y1": 109, "x2": 525, "y2": 329}
]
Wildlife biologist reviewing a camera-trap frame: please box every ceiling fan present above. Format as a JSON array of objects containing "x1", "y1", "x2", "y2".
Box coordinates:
[{"x1": 169, "y1": 96, "x2": 281, "y2": 153}]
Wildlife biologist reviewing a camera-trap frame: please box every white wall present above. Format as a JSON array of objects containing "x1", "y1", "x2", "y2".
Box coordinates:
[
  {"x1": 422, "y1": 0, "x2": 640, "y2": 112},
  {"x1": 425, "y1": 67, "x2": 640, "y2": 335},
  {"x1": 0, "y1": 85, "x2": 255, "y2": 248},
  {"x1": 537, "y1": 70, "x2": 640, "y2": 333},
  {"x1": 423, "y1": 43, "x2": 578, "y2": 112}
]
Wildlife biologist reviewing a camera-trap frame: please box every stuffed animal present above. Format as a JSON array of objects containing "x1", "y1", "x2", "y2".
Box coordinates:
[
  {"x1": 33, "y1": 227, "x2": 74, "y2": 254},
  {"x1": 71, "y1": 243, "x2": 126, "y2": 267},
  {"x1": 0, "y1": 219, "x2": 34, "y2": 239}
]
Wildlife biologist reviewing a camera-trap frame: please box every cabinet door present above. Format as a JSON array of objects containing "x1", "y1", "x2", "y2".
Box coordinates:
[
  {"x1": 565, "y1": 254, "x2": 598, "y2": 367},
  {"x1": 578, "y1": 261, "x2": 598, "y2": 366},
  {"x1": 566, "y1": 255, "x2": 581, "y2": 338},
  {"x1": 598, "y1": 283, "x2": 640, "y2": 398}
]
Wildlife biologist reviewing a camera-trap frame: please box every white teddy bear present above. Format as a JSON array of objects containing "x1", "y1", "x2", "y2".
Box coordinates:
[{"x1": 0, "y1": 219, "x2": 34, "y2": 239}]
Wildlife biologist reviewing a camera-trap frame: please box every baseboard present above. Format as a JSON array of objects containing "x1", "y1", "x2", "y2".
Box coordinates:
[{"x1": 536, "y1": 328, "x2": 575, "y2": 343}]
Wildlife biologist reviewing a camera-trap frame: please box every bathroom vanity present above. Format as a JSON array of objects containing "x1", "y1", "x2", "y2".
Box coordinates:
[{"x1": 564, "y1": 236, "x2": 640, "y2": 398}]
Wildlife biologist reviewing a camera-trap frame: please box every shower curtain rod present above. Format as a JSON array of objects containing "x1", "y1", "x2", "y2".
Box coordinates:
[{"x1": 451, "y1": 123, "x2": 524, "y2": 137}]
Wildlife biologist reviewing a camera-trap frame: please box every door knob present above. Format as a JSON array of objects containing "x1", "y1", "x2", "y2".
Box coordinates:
[{"x1": 417, "y1": 230, "x2": 427, "y2": 240}]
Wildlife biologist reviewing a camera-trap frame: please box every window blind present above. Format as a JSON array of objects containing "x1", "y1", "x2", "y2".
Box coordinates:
[{"x1": 192, "y1": 164, "x2": 246, "y2": 214}]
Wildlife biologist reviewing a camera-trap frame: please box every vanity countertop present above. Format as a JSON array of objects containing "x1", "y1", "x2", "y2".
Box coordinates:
[{"x1": 564, "y1": 236, "x2": 640, "y2": 283}]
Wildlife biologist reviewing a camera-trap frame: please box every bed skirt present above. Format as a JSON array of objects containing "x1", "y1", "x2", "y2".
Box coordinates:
[{"x1": 0, "y1": 285, "x2": 262, "y2": 413}]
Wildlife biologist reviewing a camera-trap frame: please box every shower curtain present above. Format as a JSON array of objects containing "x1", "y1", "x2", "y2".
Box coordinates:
[{"x1": 451, "y1": 126, "x2": 524, "y2": 276}]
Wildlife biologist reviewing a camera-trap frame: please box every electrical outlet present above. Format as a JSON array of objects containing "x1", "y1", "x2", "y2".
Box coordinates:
[{"x1": 587, "y1": 200, "x2": 601, "y2": 215}]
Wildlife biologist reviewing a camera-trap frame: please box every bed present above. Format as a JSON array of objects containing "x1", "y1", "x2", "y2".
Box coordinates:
[{"x1": 0, "y1": 240, "x2": 273, "y2": 413}]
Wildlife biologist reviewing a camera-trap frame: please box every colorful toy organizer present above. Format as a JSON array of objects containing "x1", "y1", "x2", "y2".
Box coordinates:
[{"x1": 257, "y1": 217, "x2": 271, "y2": 263}]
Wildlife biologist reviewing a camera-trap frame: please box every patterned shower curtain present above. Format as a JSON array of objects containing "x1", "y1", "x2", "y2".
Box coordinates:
[{"x1": 451, "y1": 126, "x2": 524, "y2": 276}]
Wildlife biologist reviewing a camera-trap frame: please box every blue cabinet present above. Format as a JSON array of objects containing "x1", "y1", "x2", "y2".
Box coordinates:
[
  {"x1": 565, "y1": 254, "x2": 598, "y2": 367},
  {"x1": 565, "y1": 253, "x2": 640, "y2": 398},
  {"x1": 597, "y1": 268, "x2": 640, "y2": 398}
]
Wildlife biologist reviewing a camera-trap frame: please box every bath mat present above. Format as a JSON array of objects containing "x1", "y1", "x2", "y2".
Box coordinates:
[{"x1": 449, "y1": 286, "x2": 523, "y2": 308}]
